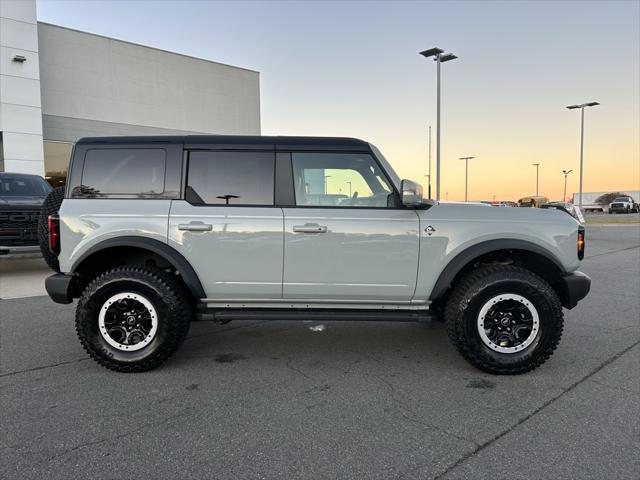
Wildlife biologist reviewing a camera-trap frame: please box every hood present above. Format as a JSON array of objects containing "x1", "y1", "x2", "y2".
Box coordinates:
[
  {"x1": 0, "y1": 196, "x2": 46, "y2": 208},
  {"x1": 423, "y1": 201, "x2": 579, "y2": 226}
]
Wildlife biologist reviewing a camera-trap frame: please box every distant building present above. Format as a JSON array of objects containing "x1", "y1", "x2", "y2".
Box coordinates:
[{"x1": 0, "y1": 0, "x2": 260, "y2": 185}]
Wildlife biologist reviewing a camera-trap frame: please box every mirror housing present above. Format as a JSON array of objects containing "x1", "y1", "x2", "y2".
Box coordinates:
[{"x1": 400, "y1": 179, "x2": 424, "y2": 207}]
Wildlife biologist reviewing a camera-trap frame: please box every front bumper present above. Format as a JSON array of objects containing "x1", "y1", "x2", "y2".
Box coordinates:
[
  {"x1": 45, "y1": 273, "x2": 76, "y2": 304},
  {"x1": 560, "y1": 271, "x2": 591, "y2": 309}
]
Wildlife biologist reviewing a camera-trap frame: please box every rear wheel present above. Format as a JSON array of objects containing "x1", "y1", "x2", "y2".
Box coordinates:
[
  {"x1": 76, "y1": 266, "x2": 192, "y2": 372},
  {"x1": 445, "y1": 265, "x2": 563, "y2": 375},
  {"x1": 37, "y1": 186, "x2": 65, "y2": 272}
]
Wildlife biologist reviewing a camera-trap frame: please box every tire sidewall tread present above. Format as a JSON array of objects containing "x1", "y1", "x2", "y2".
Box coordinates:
[
  {"x1": 37, "y1": 186, "x2": 65, "y2": 272},
  {"x1": 75, "y1": 265, "x2": 192, "y2": 372},
  {"x1": 445, "y1": 265, "x2": 564, "y2": 375}
]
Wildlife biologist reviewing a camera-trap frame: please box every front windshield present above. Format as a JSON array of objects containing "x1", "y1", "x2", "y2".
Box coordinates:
[
  {"x1": 0, "y1": 174, "x2": 52, "y2": 197},
  {"x1": 613, "y1": 198, "x2": 628, "y2": 202},
  {"x1": 368, "y1": 143, "x2": 401, "y2": 191}
]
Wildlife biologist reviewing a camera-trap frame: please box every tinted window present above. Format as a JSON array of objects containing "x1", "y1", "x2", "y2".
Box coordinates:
[
  {"x1": 81, "y1": 149, "x2": 166, "y2": 195},
  {"x1": 292, "y1": 153, "x2": 393, "y2": 207},
  {"x1": 187, "y1": 151, "x2": 274, "y2": 206},
  {"x1": 0, "y1": 174, "x2": 52, "y2": 197}
]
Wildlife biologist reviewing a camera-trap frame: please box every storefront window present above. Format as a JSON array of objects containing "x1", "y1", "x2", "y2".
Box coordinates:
[{"x1": 43, "y1": 141, "x2": 73, "y2": 187}]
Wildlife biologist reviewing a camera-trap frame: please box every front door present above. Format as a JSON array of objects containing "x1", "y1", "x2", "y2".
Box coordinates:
[
  {"x1": 169, "y1": 150, "x2": 283, "y2": 300},
  {"x1": 282, "y1": 152, "x2": 420, "y2": 303}
]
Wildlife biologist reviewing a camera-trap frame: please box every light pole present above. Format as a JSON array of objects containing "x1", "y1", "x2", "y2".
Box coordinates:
[
  {"x1": 346, "y1": 181, "x2": 352, "y2": 197},
  {"x1": 427, "y1": 125, "x2": 432, "y2": 198},
  {"x1": 324, "y1": 175, "x2": 331, "y2": 194},
  {"x1": 459, "y1": 156, "x2": 476, "y2": 202},
  {"x1": 566, "y1": 102, "x2": 599, "y2": 209},
  {"x1": 532, "y1": 163, "x2": 540, "y2": 196},
  {"x1": 420, "y1": 47, "x2": 457, "y2": 201},
  {"x1": 562, "y1": 169, "x2": 573, "y2": 202}
]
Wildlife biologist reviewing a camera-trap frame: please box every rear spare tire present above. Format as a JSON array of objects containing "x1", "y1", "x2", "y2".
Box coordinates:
[{"x1": 38, "y1": 186, "x2": 65, "y2": 272}]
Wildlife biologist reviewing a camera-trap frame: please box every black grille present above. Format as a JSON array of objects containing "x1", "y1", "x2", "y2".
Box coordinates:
[{"x1": 0, "y1": 210, "x2": 41, "y2": 246}]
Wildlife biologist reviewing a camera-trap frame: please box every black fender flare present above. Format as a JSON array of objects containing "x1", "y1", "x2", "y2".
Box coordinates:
[
  {"x1": 71, "y1": 236, "x2": 206, "y2": 299},
  {"x1": 429, "y1": 239, "x2": 566, "y2": 301}
]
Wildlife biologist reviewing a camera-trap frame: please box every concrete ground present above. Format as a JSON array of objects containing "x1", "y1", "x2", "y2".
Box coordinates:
[
  {"x1": 1, "y1": 226, "x2": 638, "y2": 479},
  {"x1": 0, "y1": 254, "x2": 49, "y2": 299}
]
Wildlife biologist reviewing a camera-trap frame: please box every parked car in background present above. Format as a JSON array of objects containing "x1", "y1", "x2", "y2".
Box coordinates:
[
  {"x1": 0, "y1": 173, "x2": 52, "y2": 256},
  {"x1": 518, "y1": 196, "x2": 549, "y2": 208},
  {"x1": 541, "y1": 202, "x2": 585, "y2": 225},
  {"x1": 608, "y1": 196, "x2": 638, "y2": 214}
]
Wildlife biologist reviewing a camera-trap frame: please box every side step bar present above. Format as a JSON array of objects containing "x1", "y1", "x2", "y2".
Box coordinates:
[{"x1": 196, "y1": 308, "x2": 440, "y2": 323}]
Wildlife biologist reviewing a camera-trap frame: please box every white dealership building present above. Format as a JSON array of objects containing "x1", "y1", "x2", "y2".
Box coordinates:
[{"x1": 0, "y1": 0, "x2": 260, "y2": 184}]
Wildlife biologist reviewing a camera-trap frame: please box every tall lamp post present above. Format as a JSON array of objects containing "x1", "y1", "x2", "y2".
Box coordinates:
[
  {"x1": 562, "y1": 169, "x2": 573, "y2": 202},
  {"x1": 427, "y1": 125, "x2": 432, "y2": 198},
  {"x1": 420, "y1": 47, "x2": 458, "y2": 201},
  {"x1": 566, "y1": 102, "x2": 599, "y2": 209},
  {"x1": 459, "y1": 156, "x2": 476, "y2": 202},
  {"x1": 324, "y1": 175, "x2": 331, "y2": 195},
  {"x1": 532, "y1": 163, "x2": 540, "y2": 196}
]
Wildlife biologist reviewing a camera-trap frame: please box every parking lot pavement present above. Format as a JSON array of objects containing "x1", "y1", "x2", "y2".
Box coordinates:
[
  {"x1": 1, "y1": 226, "x2": 638, "y2": 480},
  {"x1": 0, "y1": 255, "x2": 49, "y2": 299}
]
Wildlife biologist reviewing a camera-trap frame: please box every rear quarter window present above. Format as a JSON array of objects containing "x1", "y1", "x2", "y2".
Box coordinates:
[{"x1": 80, "y1": 149, "x2": 166, "y2": 196}]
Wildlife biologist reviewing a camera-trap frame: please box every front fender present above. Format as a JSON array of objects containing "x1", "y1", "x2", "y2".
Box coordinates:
[{"x1": 427, "y1": 238, "x2": 567, "y2": 301}]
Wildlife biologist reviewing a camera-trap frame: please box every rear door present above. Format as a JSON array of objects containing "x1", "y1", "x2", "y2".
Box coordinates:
[
  {"x1": 281, "y1": 151, "x2": 420, "y2": 303},
  {"x1": 168, "y1": 150, "x2": 283, "y2": 300}
]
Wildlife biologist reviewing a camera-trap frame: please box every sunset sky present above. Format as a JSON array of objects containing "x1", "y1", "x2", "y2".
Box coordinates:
[{"x1": 37, "y1": 0, "x2": 639, "y2": 201}]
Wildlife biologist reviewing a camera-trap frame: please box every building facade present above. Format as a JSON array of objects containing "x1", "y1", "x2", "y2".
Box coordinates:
[{"x1": 0, "y1": 0, "x2": 260, "y2": 185}]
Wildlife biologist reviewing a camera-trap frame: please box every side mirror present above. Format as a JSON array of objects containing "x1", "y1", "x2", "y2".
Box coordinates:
[{"x1": 400, "y1": 179, "x2": 423, "y2": 207}]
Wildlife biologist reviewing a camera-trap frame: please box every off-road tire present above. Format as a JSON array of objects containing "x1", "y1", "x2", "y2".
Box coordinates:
[
  {"x1": 37, "y1": 186, "x2": 65, "y2": 272},
  {"x1": 76, "y1": 265, "x2": 192, "y2": 372},
  {"x1": 445, "y1": 265, "x2": 563, "y2": 375}
]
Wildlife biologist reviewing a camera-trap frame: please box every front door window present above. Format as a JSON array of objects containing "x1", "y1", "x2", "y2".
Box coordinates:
[{"x1": 292, "y1": 153, "x2": 395, "y2": 208}]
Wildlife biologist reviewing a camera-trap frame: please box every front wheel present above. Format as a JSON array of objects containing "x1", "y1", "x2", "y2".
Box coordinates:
[
  {"x1": 76, "y1": 266, "x2": 192, "y2": 372},
  {"x1": 445, "y1": 265, "x2": 563, "y2": 375}
]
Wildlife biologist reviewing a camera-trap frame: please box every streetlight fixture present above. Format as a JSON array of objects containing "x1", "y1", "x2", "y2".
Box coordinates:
[
  {"x1": 562, "y1": 169, "x2": 573, "y2": 202},
  {"x1": 420, "y1": 47, "x2": 458, "y2": 201},
  {"x1": 532, "y1": 163, "x2": 540, "y2": 196},
  {"x1": 458, "y1": 156, "x2": 476, "y2": 202},
  {"x1": 566, "y1": 102, "x2": 599, "y2": 209}
]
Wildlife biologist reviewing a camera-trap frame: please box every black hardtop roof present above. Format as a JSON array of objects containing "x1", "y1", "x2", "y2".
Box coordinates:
[{"x1": 75, "y1": 135, "x2": 370, "y2": 151}]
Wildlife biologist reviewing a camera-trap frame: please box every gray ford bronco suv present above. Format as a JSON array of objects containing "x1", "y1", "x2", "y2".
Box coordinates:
[{"x1": 41, "y1": 135, "x2": 590, "y2": 374}]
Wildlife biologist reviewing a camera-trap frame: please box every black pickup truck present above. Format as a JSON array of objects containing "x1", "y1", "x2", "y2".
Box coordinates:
[{"x1": 0, "y1": 172, "x2": 52, "y2": 256}]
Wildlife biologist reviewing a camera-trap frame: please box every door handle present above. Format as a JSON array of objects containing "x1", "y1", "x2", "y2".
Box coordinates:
[
  {"x1": 293, "y1": 223, "x2": 327, "y2": 234},
  {"x1": 178, "y1": 223, "x2": 212, "y2": 232}
]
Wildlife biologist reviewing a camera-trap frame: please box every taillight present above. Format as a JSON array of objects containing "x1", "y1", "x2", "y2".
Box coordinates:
[
  {"x1": 577, "y1": 226, "x2": 585, "y2": 260},
  {"x1": 48, "y1": 214, "x2": 60, "y2": 254}
]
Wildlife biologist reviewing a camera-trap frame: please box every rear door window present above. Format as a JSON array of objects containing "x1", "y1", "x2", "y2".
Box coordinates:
[
  {"x1": 186, "y1": 151, "x2": 275, "y2": 206},
  {"x1": 81, "y1": 149, "x2": 166, "y2": 196}
]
